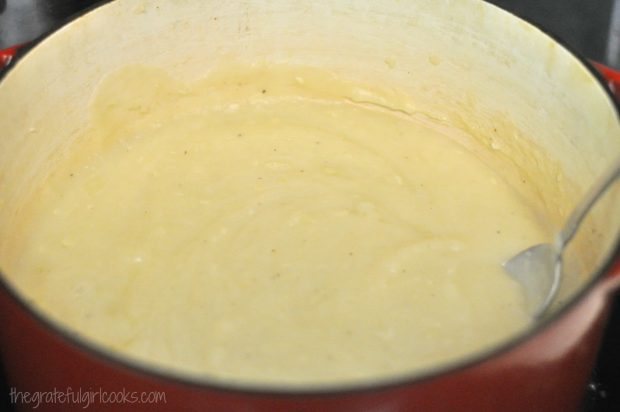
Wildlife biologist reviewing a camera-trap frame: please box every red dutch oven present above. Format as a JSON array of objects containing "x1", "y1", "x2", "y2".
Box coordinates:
[{"x1": 0, "y1": 1, "x2": 620, "y2": 411}]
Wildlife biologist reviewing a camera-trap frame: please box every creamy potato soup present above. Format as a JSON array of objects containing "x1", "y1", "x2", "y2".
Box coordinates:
[{"x1": 6, "y1": 64, "x2": 550, "y2": 385}]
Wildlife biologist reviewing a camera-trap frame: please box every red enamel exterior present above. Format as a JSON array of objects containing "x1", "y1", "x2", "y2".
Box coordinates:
[
  {"x1": 0, "y1": 45, "x2": 20, "y2": 68},
  {"x1": 0, "y1": 262, "x2": 617, "y2": 411},
  {"x1": 592, "y1": 61, "x2": 620, "y2": 101}
]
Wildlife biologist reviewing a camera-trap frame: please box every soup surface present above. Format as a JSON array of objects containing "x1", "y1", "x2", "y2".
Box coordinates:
[{"x1": 7, "y1": 64, "x2": 549, "y2": 385}]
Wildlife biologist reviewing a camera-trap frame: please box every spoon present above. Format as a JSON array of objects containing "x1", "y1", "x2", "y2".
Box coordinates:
[{"x1": 504, "y1": 157, "x2": 620, "y2": 318}]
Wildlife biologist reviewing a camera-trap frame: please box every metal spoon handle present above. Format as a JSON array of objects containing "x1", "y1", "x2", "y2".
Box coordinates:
[{"x1": 558, "y1": 157, "x2": 620, "y2": 249}]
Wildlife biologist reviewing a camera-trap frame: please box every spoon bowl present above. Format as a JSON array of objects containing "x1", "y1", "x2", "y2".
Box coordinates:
[{"x1": 504, "y1": 158, "x2": 620, "y2": 318}]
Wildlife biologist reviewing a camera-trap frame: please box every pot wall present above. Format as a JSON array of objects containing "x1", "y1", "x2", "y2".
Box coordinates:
[{"x1": 1, "y1": 0, "x2": 618, "y2": 301}]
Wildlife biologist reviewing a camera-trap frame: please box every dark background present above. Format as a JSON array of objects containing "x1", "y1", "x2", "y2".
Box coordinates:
[
  {"x1": 490, "y1": 0, "x2": 614, "y2": 64},
  {"x1": 0, "y1": 0, "x2": 619, "y2": 411}
]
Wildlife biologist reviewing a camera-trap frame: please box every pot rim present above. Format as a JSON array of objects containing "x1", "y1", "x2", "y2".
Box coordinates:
[{"x1": 0, "y1": 0, "x2": 619, "y2": 397}]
